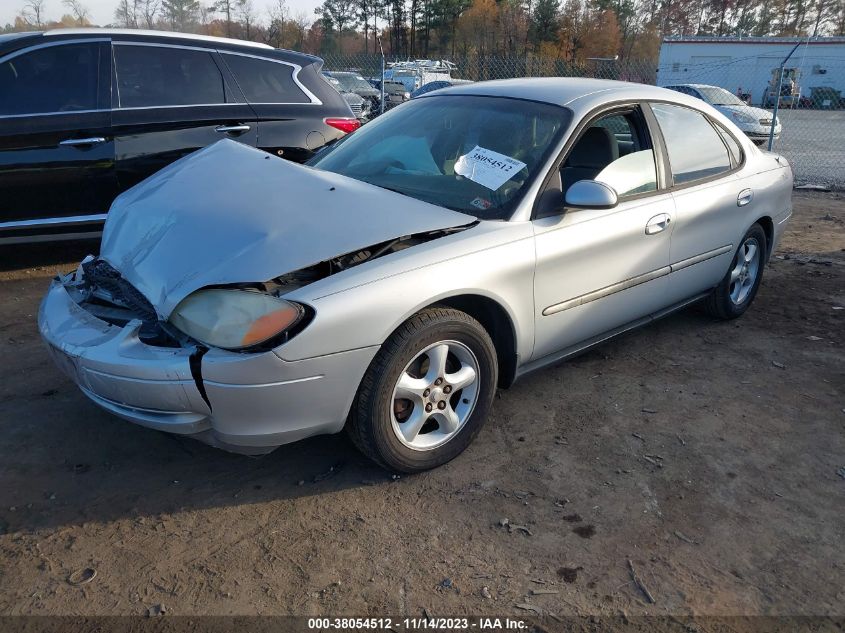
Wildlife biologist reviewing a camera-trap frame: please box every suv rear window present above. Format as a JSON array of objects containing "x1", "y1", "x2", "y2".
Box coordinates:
[
  {"x1": 0, "y1": 42, "x2": 99, "y2": 116},
  {"x1": 222, "y1": 53, "x2": 310, "y2": 104},
  {"x1": 114, "y1": 45, "x2": 225, "y2": 108}
]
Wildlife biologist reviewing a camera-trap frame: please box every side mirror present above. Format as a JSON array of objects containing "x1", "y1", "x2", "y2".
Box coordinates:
[{"x1": 564, "y1": 180, "x2": 618, "y2": 209}]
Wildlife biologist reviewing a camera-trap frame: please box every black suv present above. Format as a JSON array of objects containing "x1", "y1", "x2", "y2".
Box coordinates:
[{"x1": 0, "y1": 29, "x2": 359, "y2": 244}]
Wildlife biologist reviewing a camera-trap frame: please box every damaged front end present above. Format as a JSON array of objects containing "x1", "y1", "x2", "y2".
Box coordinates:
[
  {"x1": 39, "y1": 221, "x2": 472, "y2": 454},
  {"x1": 69, "y1": 223, "x2": 472, "y2": 354}
]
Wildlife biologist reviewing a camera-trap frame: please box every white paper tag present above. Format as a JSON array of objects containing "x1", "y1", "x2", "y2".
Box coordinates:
[{"x1": 454, "y1": 145, "x2": 527, "y2": 191}]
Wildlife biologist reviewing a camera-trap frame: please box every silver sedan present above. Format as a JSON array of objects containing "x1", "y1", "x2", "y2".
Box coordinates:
[{"x1": 39, "y1": 78, "x2": 793, "y2": 472}]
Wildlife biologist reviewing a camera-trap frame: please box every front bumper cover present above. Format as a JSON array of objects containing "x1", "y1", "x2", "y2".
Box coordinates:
[{"x1": 38, "y1": 278, "x2": 379, "y2": 454}]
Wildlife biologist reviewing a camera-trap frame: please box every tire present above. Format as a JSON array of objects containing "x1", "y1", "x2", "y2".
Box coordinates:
[
  {"x1": 704, "y1": 223, "x2": 767, "y2": 319},
  {"x1": 347, "y1": 307, "x2": 498, "y2": 473}
]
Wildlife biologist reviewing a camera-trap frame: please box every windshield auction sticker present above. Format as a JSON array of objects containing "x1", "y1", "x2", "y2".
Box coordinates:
[{"x1": 454, "y1": 145, "x2": 527, "y2": 191}]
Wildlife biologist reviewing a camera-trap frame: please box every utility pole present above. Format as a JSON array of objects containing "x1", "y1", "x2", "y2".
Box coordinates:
[
  {"x1": 378, "y1": 35, "x2": 385, "y2": 115},
  {"x1": 768, "y1": 41, "x2": 802, "y2": 151}
]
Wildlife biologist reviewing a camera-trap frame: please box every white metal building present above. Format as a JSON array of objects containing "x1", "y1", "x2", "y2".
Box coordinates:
[{"x1": 657, "y1": 36, "x2": 845, "y2": 107}]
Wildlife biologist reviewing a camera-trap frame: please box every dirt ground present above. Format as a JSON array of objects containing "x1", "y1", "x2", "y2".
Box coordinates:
[{"x1": 0, "y1": 192, "x2": 842, "y2": 620}]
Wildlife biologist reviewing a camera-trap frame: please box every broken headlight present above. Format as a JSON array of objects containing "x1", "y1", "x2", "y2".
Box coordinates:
[{"x1": 169, "y1": 289, "x2": 304, "y2": 351}]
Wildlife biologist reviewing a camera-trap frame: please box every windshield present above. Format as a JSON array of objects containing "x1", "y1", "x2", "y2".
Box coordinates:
[
  {"x1": 697, "y1": 86, "x2": 745, "y2": 106},
  {"x1": 310, "y1": 95, "x2": 570, "y2": 219},
  {"x1": 334, "y1": 74, "x2": 373, "y2": 92}
]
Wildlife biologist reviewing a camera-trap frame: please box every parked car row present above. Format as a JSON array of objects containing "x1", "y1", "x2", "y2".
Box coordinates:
[
  {"x1": 0, "y1": 28, "x2": 360, "y2": 244},
  {"x1": 320, "y1": 72, "x2": 413, "y2": 117},
  {"x1": 322, "y1": 72, "x2": 372, "y2": 120},
  {"x1": 663, "y1": 83, "x2": 782, "y2": 145}
]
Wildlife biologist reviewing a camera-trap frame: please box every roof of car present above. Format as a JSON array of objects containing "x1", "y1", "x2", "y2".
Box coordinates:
[
  {"x1": 665, "y1": 83, "x2": 727, "y2": 89},
  {"x1": 42, "y1": 28, "x2": 275, "y2": 49},
  {"x1": 429, "y1": 77, "x2": 687, "y2": 109},
  {"x1": 0, "y1": 32, "x2": 40, "y2": 44}
]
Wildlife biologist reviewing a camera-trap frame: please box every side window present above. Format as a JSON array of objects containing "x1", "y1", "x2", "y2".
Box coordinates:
[
  {"x1": 0, "y1": 43, "x2": 99, "y2": 116},
  {"x1": 222, "y1": 54, "x2": 310, "y2": 104},
  {"x1": 114, "y1": 45, "x2": 225, "y2": 108},
  {"x1": 651, "y1": 103, "x2": 732, "y2": 185},
  {"x1": 714, "y1": 123, "x2": 743, "y2": 166},
  {"x1": 562, "y1": 110, "x2": 658, "y2": 198}
]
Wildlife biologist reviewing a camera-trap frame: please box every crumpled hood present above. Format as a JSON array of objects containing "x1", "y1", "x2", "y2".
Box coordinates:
[{"x1": 100, "y1": 140, "x2": 474, "y2": 318}]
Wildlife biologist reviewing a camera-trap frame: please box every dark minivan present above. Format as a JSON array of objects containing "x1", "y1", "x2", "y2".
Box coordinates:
[{"x1": 0, "y1": 29, "x2": 360, "y2": 244}]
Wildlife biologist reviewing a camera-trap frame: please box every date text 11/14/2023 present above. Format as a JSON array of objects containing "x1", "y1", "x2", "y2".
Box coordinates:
[{"x1": 307, "y1": 617, "x2": 530, "y2": 630}]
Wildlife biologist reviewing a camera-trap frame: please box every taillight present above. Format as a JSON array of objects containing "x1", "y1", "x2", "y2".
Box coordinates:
[{"x1": 324, "y1": 117, "x2": 361, "y2": 134}]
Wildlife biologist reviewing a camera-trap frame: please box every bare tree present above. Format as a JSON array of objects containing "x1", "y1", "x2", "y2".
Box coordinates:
[
  {"x1": 292, "y1": 9, "x2": 310, "y2": 47},
  {"x1": 114, "y1": 0, "x2": 139, "y2": 27},
  {"x1": 198, "y1": 1, "x2": 213, "y2": 28},
  {"x1": 21, "y1": 0, "x2": 47, "y2": 27},
  {"x1": 141, "y1": 0, "x2": 159, "y2": 27},
  {"x1": 264, "y1": 0, "x2": 289, "y2": 46},
  {"x1": 238, "y1": 0, "x2": 257, "y2": 38},
  {"x1": 213, "y1": 0, "x2": 235, "y2": 35},
  {"x1": 62, "y1": 0, "x2": 90, "y2": 23}
]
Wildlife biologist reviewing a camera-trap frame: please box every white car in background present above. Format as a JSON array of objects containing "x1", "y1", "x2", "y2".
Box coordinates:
[{"x1": 664, "y1": 83, "x2": 781, "y2": 145}]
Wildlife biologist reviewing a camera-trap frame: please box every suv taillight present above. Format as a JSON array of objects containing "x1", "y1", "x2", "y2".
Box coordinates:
[{"x1": 324, "y1": 117, "x2": 361, "y2": 134}]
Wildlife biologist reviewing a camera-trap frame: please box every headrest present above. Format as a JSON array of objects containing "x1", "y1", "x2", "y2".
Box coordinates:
[{"x1": 567, "y1": 126, "x2": 619, "y2": 168}]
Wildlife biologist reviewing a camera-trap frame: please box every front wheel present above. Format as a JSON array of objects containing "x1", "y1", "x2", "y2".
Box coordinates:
[
  {"x1": 347, "y1": 307, "x2": 498, "y2": 472},
  {"x1": 704, "y1": 223, "x2": 767, "y2": 319}
]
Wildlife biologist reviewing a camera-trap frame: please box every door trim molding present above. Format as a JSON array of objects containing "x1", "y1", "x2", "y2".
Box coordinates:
[
  {"x1": 522, "y1": 291, "x2": 710, "y2": 379},
  {"x1": 0, "y1": 230, "x2": 103, "y2": 245},
  {"x1": 0, "y1": 213, "x2": 108, "y2": 230},
  {"x1": 542, "y1": 266, "x2": 671, "y2": 316},
  {"x1": 541, "y1": 244, "x2": 733, "y2": 316},
  {"x1": 669, "y1": 244, "x2": 733, "y2": 272}
]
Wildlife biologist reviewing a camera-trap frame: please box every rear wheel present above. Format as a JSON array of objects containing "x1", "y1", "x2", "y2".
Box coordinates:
[
  {"x1": 704, "y1": 223, "x2": 767, "y2": 319},
  {"x1": 347, "y1": 307, "x2": 497, "y2": 472}
]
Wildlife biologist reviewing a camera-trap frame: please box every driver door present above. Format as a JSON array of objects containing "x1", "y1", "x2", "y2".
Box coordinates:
[{"x1": 530, "y1": 106, "x2": 675, "y2": 362}]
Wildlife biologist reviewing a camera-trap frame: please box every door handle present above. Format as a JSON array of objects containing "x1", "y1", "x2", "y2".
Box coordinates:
[
  {"x1": 215, "y1": 124, "x2": 251, "y2": 134},
  {"x1": 645, "y1": 213, "x2": 671, "y2": 235},
  {"x1": 737, "y1": 188, "x2": 754, "y2": 207},
  {"x1": 59, "y1": 137, "x2": 106, "y2": 147}
]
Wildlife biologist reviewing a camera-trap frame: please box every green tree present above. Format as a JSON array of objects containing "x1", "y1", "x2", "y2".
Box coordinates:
[
  {"x1": 529, "y1": 0, "x2": 560, "y2": 45},
  {"x1": 161, "y1": 0, "x2": 200, "y2": 30}
]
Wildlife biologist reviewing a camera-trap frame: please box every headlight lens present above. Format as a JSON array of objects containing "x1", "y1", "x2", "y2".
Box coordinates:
[
  {"x1": 731, "y1": 111, "x2": 756, "y2": 124},
  {"x1": 169, "y1": 289, "x2": 303, "y2": 350}
]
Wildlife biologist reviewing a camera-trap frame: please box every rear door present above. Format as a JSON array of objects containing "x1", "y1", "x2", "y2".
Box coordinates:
[
  {"x1": 647, "y1": 102, "x2": 745, "y2": 305},
  {"x1": 0, "y1": 39, "x2": 117, "y2": 241},
  {"x1": 111, "y1": 41, "x2": 258, "y2": 192}
]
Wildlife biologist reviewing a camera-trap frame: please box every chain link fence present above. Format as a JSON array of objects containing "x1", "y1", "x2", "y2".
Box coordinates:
[{"x1": 321, "y1": 52, "x2": 845, "y2": 190}]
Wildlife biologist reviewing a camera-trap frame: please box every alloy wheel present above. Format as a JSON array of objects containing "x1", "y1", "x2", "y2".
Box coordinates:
[
  {"x1": 729, "y1": 237, "x2": 761, "y2": 305},
  {"x1": 390, "y1": 340, "x2": 480, "y2": 451}
]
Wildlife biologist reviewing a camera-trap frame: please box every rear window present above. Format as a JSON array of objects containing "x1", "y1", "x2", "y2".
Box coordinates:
[
  {"x1": 222, "y1": 54, "x2": 310, "y2": 104},
  {"x1": 115, "y1": 45, "x2": 225, "y2": 108}
]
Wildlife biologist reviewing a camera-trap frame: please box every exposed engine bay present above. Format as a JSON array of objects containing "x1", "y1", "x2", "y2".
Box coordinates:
[{"x1": 62, "y1": 224, "x2": 473, "y2": 351}]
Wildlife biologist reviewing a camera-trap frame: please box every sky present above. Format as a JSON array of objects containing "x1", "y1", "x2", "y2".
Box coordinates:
[{"x1": 1, "y1": 0, "x2": 322, "y2": 28}]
